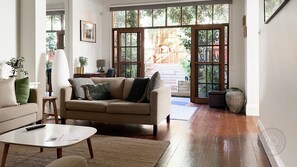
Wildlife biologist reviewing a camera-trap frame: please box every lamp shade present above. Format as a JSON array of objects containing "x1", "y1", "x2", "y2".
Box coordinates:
[
  {"x1": 51, "y1": 49, "x2": 70, "y2": 109},
  {"x1": 96, "y1": 59, "x2": 105, "y2": 67}
]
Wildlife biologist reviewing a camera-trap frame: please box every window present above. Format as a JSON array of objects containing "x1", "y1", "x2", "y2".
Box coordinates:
[
  {"x1": 112, "y1": 4, "x2": 229, "y2": 28},
  {"x1": 111, "y1": 3, "x2": 230, "y2": 100}
]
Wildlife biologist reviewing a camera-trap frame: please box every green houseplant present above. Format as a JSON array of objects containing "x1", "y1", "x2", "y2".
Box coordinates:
[
  {"x1": 6, "y1": 57, "x2": 28, "y2": 77},
  {"x1": 79, "y1": 56, "x2": 88, "y2": 67},
  {"x1": 78, "y1": 56, "x2": 88, "y2": 74}
]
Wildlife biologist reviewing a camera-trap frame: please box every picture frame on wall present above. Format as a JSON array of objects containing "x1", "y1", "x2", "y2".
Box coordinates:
[
  {"x1": 264, "y1": 0, "x2": 289, "y2": 24},
  {"x1": 80, "y1": 20, "x2": 96, "y2": 43}
]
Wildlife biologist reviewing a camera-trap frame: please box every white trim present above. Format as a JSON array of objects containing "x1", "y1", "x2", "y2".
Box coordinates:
[
  {"x1": 258, "y1": 120, "x2": 285, "y2": 167},
  {"x1": 246, "y1": 104, "x2": 259, "y2": 116}
]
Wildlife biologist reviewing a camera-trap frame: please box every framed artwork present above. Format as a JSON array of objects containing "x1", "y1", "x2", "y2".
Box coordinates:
[
  {"x1": 80, "y1": 20, "x2": 96, "y2": 43},
  {"x1": 264, "y1": 0, "x2": 289, "y2": 24}
]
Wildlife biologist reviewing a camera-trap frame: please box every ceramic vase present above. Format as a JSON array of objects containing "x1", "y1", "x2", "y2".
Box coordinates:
[{"x1": 225, "y1": 88, "x2": 245, "y2": 113}]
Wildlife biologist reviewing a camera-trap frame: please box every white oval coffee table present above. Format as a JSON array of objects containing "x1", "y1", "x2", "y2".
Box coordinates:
[{"x1": 0, "y1": 124, "x2": 97, "y2": 167}]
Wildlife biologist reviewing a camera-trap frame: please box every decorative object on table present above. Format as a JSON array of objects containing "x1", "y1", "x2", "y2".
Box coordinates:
[
  {"x1": 96, "y1": 59, "x2": 105, "y2": 72},
  {"x1": 80, "y1": 20, "x2": 96, "y2": 43},
  {"x1": 225, "y1": 87, "x2": 245, "y2": 113},
  {"x1": 5, "y1": 57, "x2": 28, "y2": 78},
  {"x1": 78, "y1": 56, "x2": 88, "y2": 74},
  {"x1": 51, "y1": 49, "x2": 70, "y2": 109},
  {"x1": 264, "y1": 0, "x2": 289, "y2": 24},
  {"x1": 106, "y1": 68, "x2": 115, "y2": 77}
]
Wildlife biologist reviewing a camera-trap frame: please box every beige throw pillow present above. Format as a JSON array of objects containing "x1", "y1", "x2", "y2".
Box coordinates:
[{"x1": 0, "y1": 77, "x2": 18, "y2": 108}]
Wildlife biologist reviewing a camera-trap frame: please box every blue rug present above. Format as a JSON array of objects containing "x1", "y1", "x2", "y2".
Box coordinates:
[
  {"x1": 171, "y1": 101, "x2": 189, "y2": 105},
  {"x1": 171, "y1": 97, "x2": 190, "y2": 106}
]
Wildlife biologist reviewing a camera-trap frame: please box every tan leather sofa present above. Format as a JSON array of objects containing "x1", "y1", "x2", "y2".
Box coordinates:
[
  {"x1": 0, "y1": 88, "x2": 42, "y2": 134},
  {"x1": 60, "y1": 77, "x2": 171, "y2": 135}
]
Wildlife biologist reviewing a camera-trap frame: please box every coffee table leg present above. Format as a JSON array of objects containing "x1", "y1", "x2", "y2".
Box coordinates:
[
  {"x1": 87, "y1": 138, "x2": 94, "y2": 158},
  {"x1": 57, "y1": 148, "x2": 62, "y2": 159},
  {"x1": 1, "y1": 144, "x2": 10, "y2": 167}
]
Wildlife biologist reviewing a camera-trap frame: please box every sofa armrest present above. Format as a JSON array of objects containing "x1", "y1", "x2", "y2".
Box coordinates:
[
  {"x1": 60, "y1": 86, "x2": 73, "y2": 118},
  {"x1": 150, "y1": 86, "x2": 171, "y2": 125},
  {"x1": 28, "y1": 88, "x2": 42, "y2": 121}
]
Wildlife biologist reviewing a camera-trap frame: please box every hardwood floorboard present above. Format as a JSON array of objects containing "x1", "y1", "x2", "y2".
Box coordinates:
[{"x1": 0, "y1": 104, "x2": 271, "y2": 167}]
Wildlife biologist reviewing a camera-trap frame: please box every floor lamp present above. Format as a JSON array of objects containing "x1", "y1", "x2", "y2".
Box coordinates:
[{"x1": 51, "y1": 49, "x2": 69, "y2": 109}]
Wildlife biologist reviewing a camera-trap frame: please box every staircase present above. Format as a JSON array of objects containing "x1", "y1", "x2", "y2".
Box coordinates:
[{"x1": 145, "y1": 63, "x2": 187, "y2": 92}]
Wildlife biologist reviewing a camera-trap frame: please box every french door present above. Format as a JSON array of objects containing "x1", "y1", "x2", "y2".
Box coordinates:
[
  {"x1": 191, "y1": 25, "x2": 225, "y2": 103},
  {"x1": 112, "y1": 28, "x2": 144, "y2": 78}
]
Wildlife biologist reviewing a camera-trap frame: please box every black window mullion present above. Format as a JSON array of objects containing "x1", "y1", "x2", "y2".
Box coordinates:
[
  {"x1": 195, "y1": 5, "x2": 198, "y2": 25},
  {"x1": 180, "y1": 6, "x2": 182, "y2": 25},
  {"x1": 212, "y1": 5, "x2": 214, "y2": 24},
  {"x1": 125, "y1": 11, "x2": 127, "y2": 28},
  {"x1": 165, "y1": 8, "x2": 167, "y2": 27},
  {"x1": 137, "y1": 32, "x2": 140, "y2": 76},
  {"x1": 152, "y1": 9, "x2": 154, "y2": 27}
]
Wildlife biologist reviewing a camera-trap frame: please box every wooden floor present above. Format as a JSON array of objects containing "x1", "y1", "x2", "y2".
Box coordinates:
[{"x1": 0, "y1": 104, "x2": 271, "y2": 167}]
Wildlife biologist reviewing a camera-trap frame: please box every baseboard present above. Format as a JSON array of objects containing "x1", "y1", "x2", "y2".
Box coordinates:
[
  {"x1": 246, "y1": 104, "x2": 259, "y2": 116},
  {"x1": 257, "y1": 120, "x2": 284, "y2": 167}
]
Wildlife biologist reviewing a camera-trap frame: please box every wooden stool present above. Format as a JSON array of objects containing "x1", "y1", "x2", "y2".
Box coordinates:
[{"x1": 42, "y1": 96, "x2": 58, "y2": 124}]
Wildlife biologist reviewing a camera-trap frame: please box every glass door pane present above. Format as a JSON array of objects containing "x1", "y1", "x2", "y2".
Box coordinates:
[
  {"x1": 191, "y1": 25, "x2": 225, "y2": 103},
  {"x1": 114, "y1": 29, "x2": 144, "y2": 78}
]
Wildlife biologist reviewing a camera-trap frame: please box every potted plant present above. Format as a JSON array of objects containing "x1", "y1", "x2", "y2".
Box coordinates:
[
  {"x1": 78, "y1": 56, "x2": 88, "y2": 74},
  {"x1": 6, "y1": 57, "x2": 28, "y2": 78}
]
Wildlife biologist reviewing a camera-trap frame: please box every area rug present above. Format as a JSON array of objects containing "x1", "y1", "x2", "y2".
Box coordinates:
[
  {"x1": 171, "y1": 97, "x2": 190, "y2": 106},
  {"x1": 5, "y1": 135, "x2": 170, "y2": 167},
  {"x1": 171, "y1": 104, "x2": 197, "y2": 121}
]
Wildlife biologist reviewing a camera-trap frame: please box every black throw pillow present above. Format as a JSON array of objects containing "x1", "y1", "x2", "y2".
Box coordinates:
[{"x1": 126, "y1": 78, "x2": 149, "y2": 103}]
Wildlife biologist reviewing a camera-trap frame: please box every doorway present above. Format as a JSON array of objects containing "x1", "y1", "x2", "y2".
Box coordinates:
[
  {"x1": 111, "y1": 4, "x2": 230, "y2": 103},
  {"x1": 191, "y1": 25, "x2": 227, "y2": 103}
]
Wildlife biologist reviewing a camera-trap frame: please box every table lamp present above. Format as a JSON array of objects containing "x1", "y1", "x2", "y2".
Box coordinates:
[{"x1": 97, "y1": 59, "x2": 105, "y2": 72}]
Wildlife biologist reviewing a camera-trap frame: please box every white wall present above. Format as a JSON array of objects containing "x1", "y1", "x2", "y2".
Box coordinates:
[
  {"x1": 245, "y1": 0, "x2": 259, "y2": 116},
  {"x1": 259, "y1": 0, "x2": 297, "y2": 166},
  {"x1": 101, "y1": 0, "x2": 246, "y2": 91},
  {"x1": 20, "y1": 0, "x2": 46, "y2": 85},
  {"x1": 0, "y1": 0, "x2": 18, "y2": 78},
  {"x1": 229, "y1": 0, "x2": 245, "y2": 91},
  {"x1": 66, "y1": 0, "x2": 102, "y2": 76}
]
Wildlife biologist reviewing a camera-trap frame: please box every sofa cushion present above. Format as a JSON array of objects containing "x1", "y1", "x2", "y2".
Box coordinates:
[
  {"x1": 15, "y1": 77, "x2": 30, "y2": 104},
  {"x1": 122, "y1": 78, "x2": 134, "y2": 100},
  {"x1": 68, "y1": 78, "x2": 94, "y2": 100},
  {"x1": 107, "y1": 101, "x2": 150, "y2": 115},
  {"x1": 126, "y1": 78, "x2": 149, "y2": 103},
  {"x1": 66, "y1": 99, "x2": 122, "y2": 112},
  {"x1": 82, "y1": 83, "x2": 111, "y2": 100},
  {"x1": 0, "y1": 77, "x2": 18, "y2": 108},
  {"x1": 146, "y1": 71, "x2": 161, "y2": 101},
  {"x1": 0, "y1": 103, "x2": 38, "y2": 123},
  {"x1": 91, "y1": 77, "x2": 125, "y2": 99}
]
